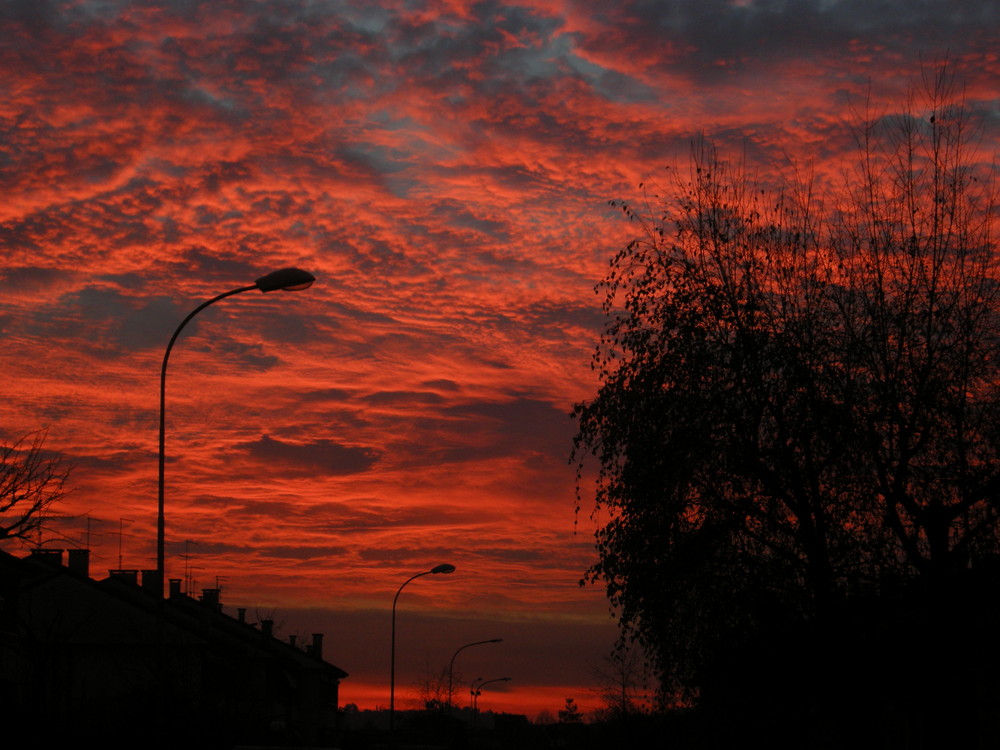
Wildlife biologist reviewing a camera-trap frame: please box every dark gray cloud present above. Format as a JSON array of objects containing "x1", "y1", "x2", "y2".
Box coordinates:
[
  {"x1": 255, "y1": 544, "x2": 350, "y2": 560},
  {"x1": 571, "y1": 0, "x2": 1000, "y2": 84},
  {"x1": 1, "y1": 265, "x2": 73, "y2": 291},
  {"x1": 311, "y1": 503, "x2": 491, "y2": 535},
  {"x1": 398, "y1": 397, "x2": 575, "y2": 466},
  {"x1": 447, "y1": 397, "x2": 573, "y2": 443},
  {"x1": 240, "y1": 433, "x2": 379, "y2": 475},
  {"x1": 182, "y1": 496, "x2": 471, "y2": 537},
  {"x1": 361, "y1": 390, "x2": 447, "y2": 406},
  {"x1": 421, "y1": 379, "x2": 462, "y2": 392},
  {"x1": 430, "y1": 201, "x2": 511, "y2": 240},
  {"x1": 466, "y1": 546, "x2": 547, "y2": 563},
  {"x1": 480, "y1": 299, "x2": 608, "y2": 336},
  {"x1": 27, "y1": 283, "x2": 300, "y2": 367},
  {"x1": 356, "y1": 544, "x2": 464, "y2": 564},
  {"x1": 299, "y1": 387, "x2": 354, "y2": 403},
  {"x1": 196, "y1": 496, "x2": 298, "y2": 516},
  {"x1": 207, "y1": 338, "x2": 280, "y2": 370},
  {"x1": 38, "y1": 287, "x2": 186, "y2": 353}
]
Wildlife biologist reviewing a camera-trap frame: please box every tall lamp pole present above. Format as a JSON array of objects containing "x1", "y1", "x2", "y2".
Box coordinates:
[
  {"x1": 156, "y1": 267, "x2": 315, "y2": 594},
  {"x1": 447, "y1": 638, "x2": 502, "y2": 712},
  {"x1": 390, "y1": 563, "x2": 456, "y2": 736}
]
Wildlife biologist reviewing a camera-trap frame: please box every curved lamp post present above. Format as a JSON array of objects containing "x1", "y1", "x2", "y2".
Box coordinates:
[
  {"x1": 156, "y1": 267, "x2": 315, "y2": 593},
  {"x1": 447, "y1": 638, "x2": 502, "y2": 712},
  {"x1": 389, "y1": 563, "x2": 456, "y2": 735},
  {"x1": 472, "y1": 676, "x2": 511, "y2": 713}
]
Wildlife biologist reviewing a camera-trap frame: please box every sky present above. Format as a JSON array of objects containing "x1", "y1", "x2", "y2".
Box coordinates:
[{"x1": 2, "y1": 0, "x2": 998, "y2": 720}]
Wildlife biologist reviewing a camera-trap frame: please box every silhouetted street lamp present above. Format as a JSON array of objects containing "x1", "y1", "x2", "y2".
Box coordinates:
[
  {"x1": 470, "y1": 676, "x2": 484, "y2": 705},
  {"x1": 447, "y1": 638, "x2": 502, "y2": 712},
  {"x1": 156, "y1": 267, "x2": 315, "y2": 593},
  {"x1": 471, "y1": 676, "x2": 511, "y2": 713},
  {"x1": 153, "y1": 267, "x2": 314, "y2": 745},
  {"x1": 389, "y1": 563, "x2": 456, "y2": 736}
]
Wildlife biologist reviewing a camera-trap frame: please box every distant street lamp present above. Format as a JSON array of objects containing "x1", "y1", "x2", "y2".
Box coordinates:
[
  {"x1": 447, "y1": 638, "x2": 502, "y2": 712},
  {"x1": 156, "y1": 267, "x2": 315, "y2": 593},
  {"x1": 472, "y1": 676, "x2": 512, "y2": 713},
  {"x1": 470, "y1": 676, "x2": 484, "y2": 704},
  {"x1": 389, "y1": 563, "x2": 456, "y2": 736}
]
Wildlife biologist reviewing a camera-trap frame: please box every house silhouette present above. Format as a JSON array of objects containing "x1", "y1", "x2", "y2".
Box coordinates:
[{"x1": 0, "y1": 547, "x2": 348, "y2": 748}]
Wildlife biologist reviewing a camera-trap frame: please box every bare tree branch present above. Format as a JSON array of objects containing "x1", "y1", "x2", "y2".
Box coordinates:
[{"x1": 0, "y1": 429, "x2": 71, "y2": 544}]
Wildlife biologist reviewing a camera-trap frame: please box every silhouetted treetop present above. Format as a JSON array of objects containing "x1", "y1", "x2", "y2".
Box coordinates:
[{"x1": 573, "y1": 67, "x2": 1000, "y2": 702}]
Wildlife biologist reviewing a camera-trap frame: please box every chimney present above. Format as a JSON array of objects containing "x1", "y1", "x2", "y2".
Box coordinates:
[
  {"x1": 29, "y1": 549, "x2": 63, "y2": 568},
  {"x1": 141, "y1": 570, "x2": 161, "y2": 595},
  {"x1": 289, "y1": 634, "x2": 297, "y2": 648},
  {"x1": 108, "y1": 569, "x2": 139, "y2": 585},
  {"x1": 238, "y1": 608, "x2": 247, "y2": 624},
  {"x1": 261, "y1": 619, "x2": 274, "y2": 637},
  {"x1": 308, "y1": 633, "x2": 323, "y2": 660},
  {"x1": 169, "y1": 579, "x2": 183, "y2": 599},
  {"x1": 200, "y1": 588, "x2": 221, "y2": 610},
  {"x1": 67, "y1": 549, "x2": 90, "y2": 578}
]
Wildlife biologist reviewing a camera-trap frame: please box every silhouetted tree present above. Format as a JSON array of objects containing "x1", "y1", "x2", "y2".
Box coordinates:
[
  {"x1": 413, "y1": 663, "x2": 450, "y2": 711},
  {"x1": 574, "y1": 66, "x2": 1000, "y2": 716},
  {"x1": 534, "y1": 709, "x2": 556, "y2": 725},
  {"x1": 558, "y1": 698, "x2": 583, "y2": 724},
  {"x1": 0, "y1": 429, "x2": 71, "y2": 544},
  {"x1": 590, "y1": 646, "x2": 652, "y2": 722}
]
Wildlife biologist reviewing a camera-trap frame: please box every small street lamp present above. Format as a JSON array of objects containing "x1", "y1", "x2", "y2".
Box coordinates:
[
  {"x1": 472, "y1": 676, "x2": 512, "y2": 713},
  {"x1": 389, "y1": 563, "x2": 456, "y2": 736},
  {"x1": 447, "y1": 638, "x2": 502, "y2": 712}
]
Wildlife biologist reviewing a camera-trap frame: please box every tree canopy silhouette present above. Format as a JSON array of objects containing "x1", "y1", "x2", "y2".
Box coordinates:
[{"x1": 573, "y1": 69, "x2": 1000, "y2": 708}]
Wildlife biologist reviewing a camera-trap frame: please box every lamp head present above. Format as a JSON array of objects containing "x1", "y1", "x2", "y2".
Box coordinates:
[
  {"x1": 255, "y1": 267, "x2": 316, "y2": 292},
  {"x1": 431, "y1": 563, "x2": 456, "y2": 575}
]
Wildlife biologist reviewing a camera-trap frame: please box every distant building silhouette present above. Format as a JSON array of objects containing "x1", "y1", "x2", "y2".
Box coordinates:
[{"x1": 0, "y1": 548, "x2": 347, "y2": 747}]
